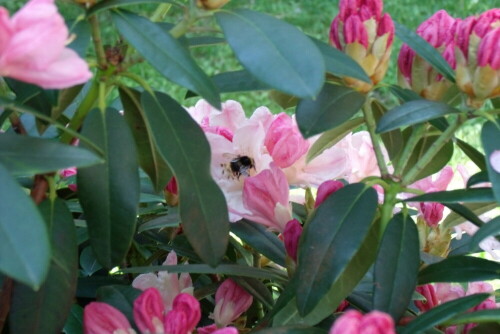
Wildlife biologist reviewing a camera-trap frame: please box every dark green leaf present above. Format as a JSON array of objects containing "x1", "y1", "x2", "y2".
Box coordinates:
[
  {"x1": 10, "y1": 199, "x2": 78, "y2": 334},
  {"x1": 233, "y1": 277, "x2": 274, "y2": 309},
  {"x1": 0, "y1": 132, "x2": 102, "y2": 176},
  {"x1": 212, "y1": 70, "x2": 270, "y2": 93},
  {"x1": 376, "y1": 100, "x2": 459, "y2": 133},
  {"x1": 310, "y1": 37, "x2": 370, "y2": 82},
  {"x1": 297, "y1": 83, "x2": 365, "y2": 138},
  {"x1": 418, "y1": 256, "x2": 500, "y2": 284},
  {"x1": 138, "y1": 214, "x2": 180, "y2": 233},
  {"x1": 467, "y1": 171, "x2": 490, "y2": 188},
  {"x1": 230, "y1": 220, "x2": 286, "y2": 267},
  {"x1": 77, "y1": 108, "x2": 140, "y2": 268},
  {"x1": 469, "y1": 217, "x2": 500, "y2": 251},
  {"x1": 394, "y1": 21, "x2": 455, "y2": 83},
  {"x1": 112, "y1": 11, "x2": 220, "y2": 108},
  {"x1": 0, "y1": 163, "x2": 50, "y2": 289},
  {"x1": 63, "y1": 305, "x2": 83, "y2": 334},
  {"x1": 406, "y1": 188, "x2": 495, "y2": 203},
  {"x1": 187, "y1": 36, "x2": 225, "y2": 48},
  {"x1": 481, "y1": 120, "x2": 500, "y2": 203},
  {"x1": 400, "y1": 294, "x2": 489, "y2": 334},
  {"x1": 442, "y1": 202, "x2": 498, "y2": 231},
  {"x1": 215, "y1": 9, "x2": 324, "y2": 99},
  {"x1": 140, "y1": 92, "x2": 229, "y2": 267},
  {"x1": 96, "y1": 285, "x2": 142, "y2": 325},
  {"x1": 76, "y1": 276, "x2": 129, "y2": 299},
  {"x1": 389, "y1": 85, "x2": 422, "y2": 102},
  {"x1": 80, "y1": 246, "x2": 103, "y2": 276},
  {"x1": 447, "y1": 309, "x2": 500, "y2": 326},
  {"x1": 67, "y1": 19, "x2": 91, "y2": 57},
  {"x1": 87, "y1": 0, "x2": 178, "y2": 16},
  {"x1": 373, "y1": 213, "x2": 419, "y2": 321},
  {"x1": 444, "y1": 203, "x2": 486, "y2": 229},
  {"x1": 296, "y1": 184, "x2": 377, "y2": 315},
  {"x1": 253, "y1": 327, "x2": 327, "y2": 334},
  {"x1": 470, "y1": 323, "x2": 500, "y2": 334},
  {"x1": 457, "y1": 139, "x2": 487, "y2": 172},
  {"x1": 371, "y1": 100, "x2": 403, "y2": 160},
  {"x1": 119, "y1": 87, "x2": 172, "y2": 192}
]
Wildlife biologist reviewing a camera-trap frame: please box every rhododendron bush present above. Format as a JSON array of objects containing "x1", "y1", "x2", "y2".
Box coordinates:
[{"x1": 1, "y1": 0, "x2": 500, "y2": 333}]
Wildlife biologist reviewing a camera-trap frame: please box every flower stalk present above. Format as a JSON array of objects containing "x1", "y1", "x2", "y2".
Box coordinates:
[{"x1": 362, "y1": 99, "x2": 390, "y2": 178}]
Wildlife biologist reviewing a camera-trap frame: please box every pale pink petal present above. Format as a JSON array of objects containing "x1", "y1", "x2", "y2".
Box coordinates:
[
  {"x1": 490, "y1": 150, "x2": 500, "y2": 173},
  {"x1": 84, "y1": 302, "x2": 135, "y2": 334}
]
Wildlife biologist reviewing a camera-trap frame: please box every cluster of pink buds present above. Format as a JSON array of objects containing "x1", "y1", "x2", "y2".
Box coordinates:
[
  {"x1": 330, "y1": 0, "x2": 395, "y2": 92},
  {"x1": 329, "y1": 310, "x2": 396, "y2": 334}
]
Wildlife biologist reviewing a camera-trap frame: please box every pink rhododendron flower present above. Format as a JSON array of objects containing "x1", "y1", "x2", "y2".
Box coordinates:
[
  {"x1": 198, "y1": 326, "x2": 239, "y2": 334},
  {"x1": 0, "y1": 0, "x2": 92, "y2": 88},
  {"x1": 132, "y1": 251, "x2": 193, "y2": 311},
  {"x1": 212, "y1": 279, "x2": 253, "y2": 327},
  {"x1": 315, "y1": 180, "x2": 345, "y2": 208},
  {"x1": 133, "y1": 288, "x2": 165, "y2": 334},
  {"x1": 415, "y1": 284, "x2": 439, "y2": 312},
  {"x1": 337, "y1": 131, "x2": 381, "y2": 182},
  {"x1": 60, "y1": 167, "x2": 77, "y2": 191},
  {"x1": 164, "y1": 293, "x2": 201, "y2": 334},
  {"x1": 329, "y1": 310, "x2": 396, "y2": 334},
  {"x1": 84, "y1": 302, "x2": 136, "y2": 334},
  {"x1": 283, "y1": 219, "x2": 303, "y2": 262}
]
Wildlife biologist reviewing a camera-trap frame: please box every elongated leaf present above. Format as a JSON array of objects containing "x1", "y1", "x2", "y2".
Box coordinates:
[
  {"x1": 444, "y1": 203, "x2": 486, "y2": 229},
  {"x1": 457, "y1": 139, "x2": 487, "y2": 171},
  {"x1": 306, "y1": 117, "x2": 364, "y2": 163},
  {"x1": 97, "y1": 285, "x2": 142, "y2": 325},
  {"x1": 467, "y1": 171, "x2": 489, "y2": 188},
  {"x1": 418, "y1": 256, "x2": 500, "y2": 284},
  {"x1": 215, "y1": 9, "x2": 324, "y2": 99},
  {"x1": 400, "y1": 294, "x2": 489, "y2": 334},
  {"x1": 482, "y1": 120, "x2": 500, "y2": 203},
  {"x1": 447, "y1": 309, "x2": 500, "y2": 326},
  {"x1": 63, "y1": 305, "x2": 83, "y2": 334},
  {"x1": 0, "y1": 132, "x2": 102, "y2": 176},
  {"x1": 376, "y1": 100, "x2": 459, "y2": 133},
  {"x1": 442, "y1": 202, "x2": 498, "y2": 231},
  {"x1": 371, "y1": 100, "x2": 403, "y2": 160},
  {"x1": 112, "y1": 11, "x2": 220, "y2": 108},
  {"x1": 310, "y1": 37, "x2": 370, "y2": 82},
  {"x1": 389, "y1": 85, "x2": 422, "y2": 102},
  {"x1": 253, "y1": 327, "x2": 327, "y2": 334},
  {"x1": 297, "y1": 83, "x2": 365, "y2": 138},
  {"x1": 469, "y1": 217, "x2": 500, "y2": 251},
  {"x1": 373, "y1": 213, "x2": 419, "y2": 321},
  {"x1": 140, "y1": 92, "x2": 229, "y2": 267},
  {"x1": 406, "y1": 188, "x2": 495, "y2": 203},
  {"x1": 0, "y1": 163, "x2": 50, "y2": 289},
  {"x1": 80, "y1": 246, "x2": 102, "y2": 276},
  {"x1": 119, "y1": 87, "x2": 172, "y2": 192},
  {"x1": 88, "y1": 0, "x2": 178, "y2": 16},
  {"x1": 395, "y1": 21, "x2": 455, "y2": 83},
  {"x1": 230, "y1": 220, "x2": 286, "y2": 266},
  {"x1": 68, "y1": 19, "x2": 91, "y2": 57},
  {"x1": 77, "y1": 108, "x2": 140, "y2": 268},
  {"x1": 10, "y1": 199, "x2": 78, "y2": 334},
  {"x1": 233, "y1": 277, "x2": 274, "y2": 309},
  {"x1": 296, "y1": 183, "x2": 377, "y2": 315}
]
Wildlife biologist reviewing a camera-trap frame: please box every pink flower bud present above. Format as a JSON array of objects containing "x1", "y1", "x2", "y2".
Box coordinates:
[
  {"x1": 213, "y1": 279, "x2": 253, "y2": 327},
  {"x1": 213, "y1": 328, "x2": 239, "y2": 334},
  {"x1": 164, "y1": 309, "x2": 189, "y2": 334},
  {"x1": 242, "y1": 163, "x2": 292, "y2": 232},
  {"x1": 133, "y1": 288, "x2": 165, "y2": 334},
  {"x1": 167, "y1": 293, "x2": 201, "y2": 333},
  {"x1": 335, "y1": 300, "x2": 350, "y2": 312},
  {"x1": 415, "y1": 284, "x2": 439, "y2": 312},
  {"x1": 343, "y1": 15, "x2": 369, "y2": 48},
  {"x1": 478, "y1": 28, "x2": 500, "y2": 69},
  {"x1": 166, "y1": 177, "x2": 178, "y2": 195},
  {"x1": 60, "y1": 167, "x2": 77, "y2": 179},
  {"x1": 283, "y1": 219, "x2": 303, "y2": 262},
  {"x1": 0, "y1": 0, "x2": 92, "y2": 89},
  {"x1": 264, "y1": 113, "x2": 309, "y2": 168},
  {"x1": 315, "y1": 180, "x2": 345, "y2": 208},
  {"x1": 329, "y1": 310, "x2": 396, "y2": 334},
  {"x1": 84, "y1": 302, "x2": 136, "y2": 334},
  {"x1": 197, "y1": 324, "x2": 219, "y2": 334},
  {"x1": 419, "y1": 202, "x2": 445, "y2": 227}
]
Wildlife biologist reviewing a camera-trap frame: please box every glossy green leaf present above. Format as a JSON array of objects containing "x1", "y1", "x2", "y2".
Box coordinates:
[
  {"x1": 230, "y1": 220, "x2": 286, "y2": 267},
  {"x1": 297, "y1": 83, "x2": 365, "y2": 138},
  {"x1": 140, "y1": 91, "x2": 229, "y2": 267},
  {"x1": 469, "y1": 217, "x2": 500, "y2": 251},
  {"x1": 444, "y1": 203, "x2": 487, "y2": 229},
  {"x1": 138, "y1": 214, "x2": 180, "y2": 233},
  {"x1": 406, "y1": 188, "x2": 495, "y2": 203},
  {"x1": 77, "y1": 108, "x2": 140, "y2": 268},
  {"x1": 253, "y1": 327, "x2": 327, "y2": 334},
  {"x1": 442, "y1": 202, "x2": 498, "y2": 231},
  {"x1": 296, "y1": 183, "x2": 377, "y2": 315},
  {"x1": 389, "y1": 85, "x2": 422, "y2": 102},
  {"x1": 481, "y1": 120, "x2": 500, "y2": 203},
  {"x1": 187, "y1": 36, "x2": 226, "y2": 48},
  {"x1": 470, "y1": 323, "x2": 500, "y2": 334},
  {"x1": 373, "y1": 213, "x2": 419, "y2": 321},
  {"x1": 67, "y1": 19, "x2": 91, "y2": 57},
  {"x1": 96, "y1": 285, "x2": 141, "y2": 325},
  {"x1": 306, "y1": 117, "x2": 364, "y2": 163},
  {"x1": 418, "y1": 256, "x2": 500, "y2": 284},
  {"x1": 63, "y1": 305, "x2": 83, "y2": 334},
  {"x1": 447, "y1": 309, "x2": 500, "y2": 326},
  {"x1": 215, "y1": 9, "x2": 324, "y2": 99},
  {"x1": 376, "y1": 100, "x2": 459, "y2": 133},
  {"x1": 394, "y1": 21, "x2": 455, "y2": 83},
  {"x1": 233, "y1": 277, "x2": 274, "y2": 309},
  {"x1": 400, "y1": 294, "x2": 489, "y2": 334},
  {"x1": 10, "y1": 199, "x2": 78, "y2": 334},
  {"x1": 371, "y1": 100, "x2": 403, "y2": 160},
  {"x1": 467, "y1": 171, "x2": 489, "y2": 188},
  {"x1": 88, "y1": 0, "x2": 178, "y2": 16},
  {"x1": 80, "y1": 246, "x2": 102, "y2": 276},
  {"x1": 0, "y1": 163, "x2": 50, "y2": 289},
  {"x1": 112, "y1": 11, "x2": 220, "y2": 108},
  {"x1": 119, "y1": 87, "x2": 172, "y2": 192},
  {"x1": 212, "y1": 70, "x2": 270, "y2": 93},
  {"x1": 310, "y1": 37, "x2": 370, "y2": 82},
  {"x1": 457, "y1": 139, "x2": 487, "y2": 171},
  {"x1": 0, "y1": 132, "x2": 102, "y2": 176}
]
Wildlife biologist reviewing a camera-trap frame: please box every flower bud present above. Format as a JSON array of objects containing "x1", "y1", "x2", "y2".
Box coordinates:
[
  {"x1": 314, "y1": 180, "x2": 344, "y2": 208},
  {"x1": 329, "y1": 310, "x2": 396, "y2": 334},
  {"x1": 196, "y1": 0, "x2": 230, "y2": 10},
  {"x1": 84, "y1": 302, "x2": 136, "y2": 334},
  {"x1": 283, "y1": 219, "x2": 303, "y2": 262},
  {"x1": 330, "y1": 0, "x2": 394, "y2": 92},
  {"x1": 164, "y1": 177, "x2": 179, "y2": 206},
  {"x1": 419, "y1": 202, "x2": 445, "y2": 228},
  {"x1": 213, "y1": 279, "x2": 253, "y2": 327},
  {"x1": 415, "y1": 284, "x2": 439, "y2": 312},
  {"x1": 168, "y1": 293, "x2": 201, "y2": 333},
  {"x1": 133, "y1": 288, "x2": 165, "y2": 334}
]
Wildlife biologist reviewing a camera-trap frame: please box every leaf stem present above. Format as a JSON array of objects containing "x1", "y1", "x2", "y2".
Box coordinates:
[
  {"x1": 88, "y1": 14, "x2": 107, "y2": 70},
  {"x1": 362, "y1": 99, "x2": 390, "y2": 178},
  {"x1": 393, "y1": 124, "x2": 426, "y2": 178}
]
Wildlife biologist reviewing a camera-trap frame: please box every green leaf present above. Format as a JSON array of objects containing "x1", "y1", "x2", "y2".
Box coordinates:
[
  {"x1": 310, "y1": 37, "x2": 370, "y2": 82},
  {"x1": 253, "y1": 327, "x2": 327, "y2": 334},
  {"x1": 373, "y1": 213, "x2": 419, "y2": 321},
  {"x1": 230, "y1": 220, "x2": 286, "y2": 267},
  {"x1": 306, "y1": 117, "x2": 364, "y2": 163},
  {"x1": 400, "y1": 294, "x2": 489, "y2": 334},
  {"x1": 444, "y1": 203, "x2": 487, "y2": 229},
  {"x1": 0, "y1": 163, "x2": 50, "y2": 289},
  {"x1": 0, "y1": 132, "x2": 102, "y2": 176},
  {"x1": 67, "y1": 19, "x2": 91, "y2": 57},
  {"x1": 481, "y1": 120, "x2": 500, "y2": 203},
  {"x1": 296, "y1": 83, "x2": 365, "y2": 138},
  {"x1": 471, "y1": 323, "x2": 500, "y2": 334},
  {"x1": 447, "y1": 309, "x2": 500, "y2": 326},
  {"x1": 138, "y1": 214, "x2": 180, "y2": 233},
  {"x1": 140, "y1": 91, "x2": 229, "y2": 267},
  {"x1": 80, "y1": 246, "x2": 103, "y2": 276},
  {"x1": 394, "y1": 21, "x2": 455, "y2": 83},
  {"x1": 10, "y1": 199, "x2": 78, "y2": 334},
  {"x1": 87, "y1": 0, "x2": 178, "y2": 16},
  {"x1": 77, "y1": 108, "x2": 140, "y2": 268},
  {"x1": 469, "y1": 217, "x2": 500, "y2": 251},
  {"x1": 233, "y1": 277, "x2": 274, "y2": 309},
  {"x1": 389, "y1": 85, "x2": 422, "y2": 102},
  {"x1": 119, "y1": 87, "x2": 172, "y2": 192},
  {"x1": 376, "y1": 100, "x2": 460, "y2": 133},
  {"x1": 96, "y1": 285, "x2": 142, "y2": 325},
  {"x1": 457, "y1": 139, "x2": 487, "y2": 172},
  {"x1": 63, "y1": 305, "x2": 83, "y2": 334},
  {"x1": 187, "y1": 36, "x2": 226, "y2": 48},
  {"x1": 112, "y1": 10, "x2": 220, "y2": 108},
  {"x1": 371, "y1": 100, "x2": 403, "y2": 160},
  {"x1": 215, "y1": 9, "x2": 324, "y2": 99},
  {"x1": 418, "y1": 256, "x2": 500, "y2": 284},
  {"x1": 467, "y1": 171, "x2": 489, "y2": 188},
  {"x1": 442, "y1": 202, "x2": 498, "y2": 231},
  {"x1": 296, "y1": 184, "x2": 377, "y2": 315},
  {"x1": 406, "y1": 188, "x2": 495, "y2": 203},
  {"x1": 212, "y1": 70, "x2": 270, "y2": 93}
]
